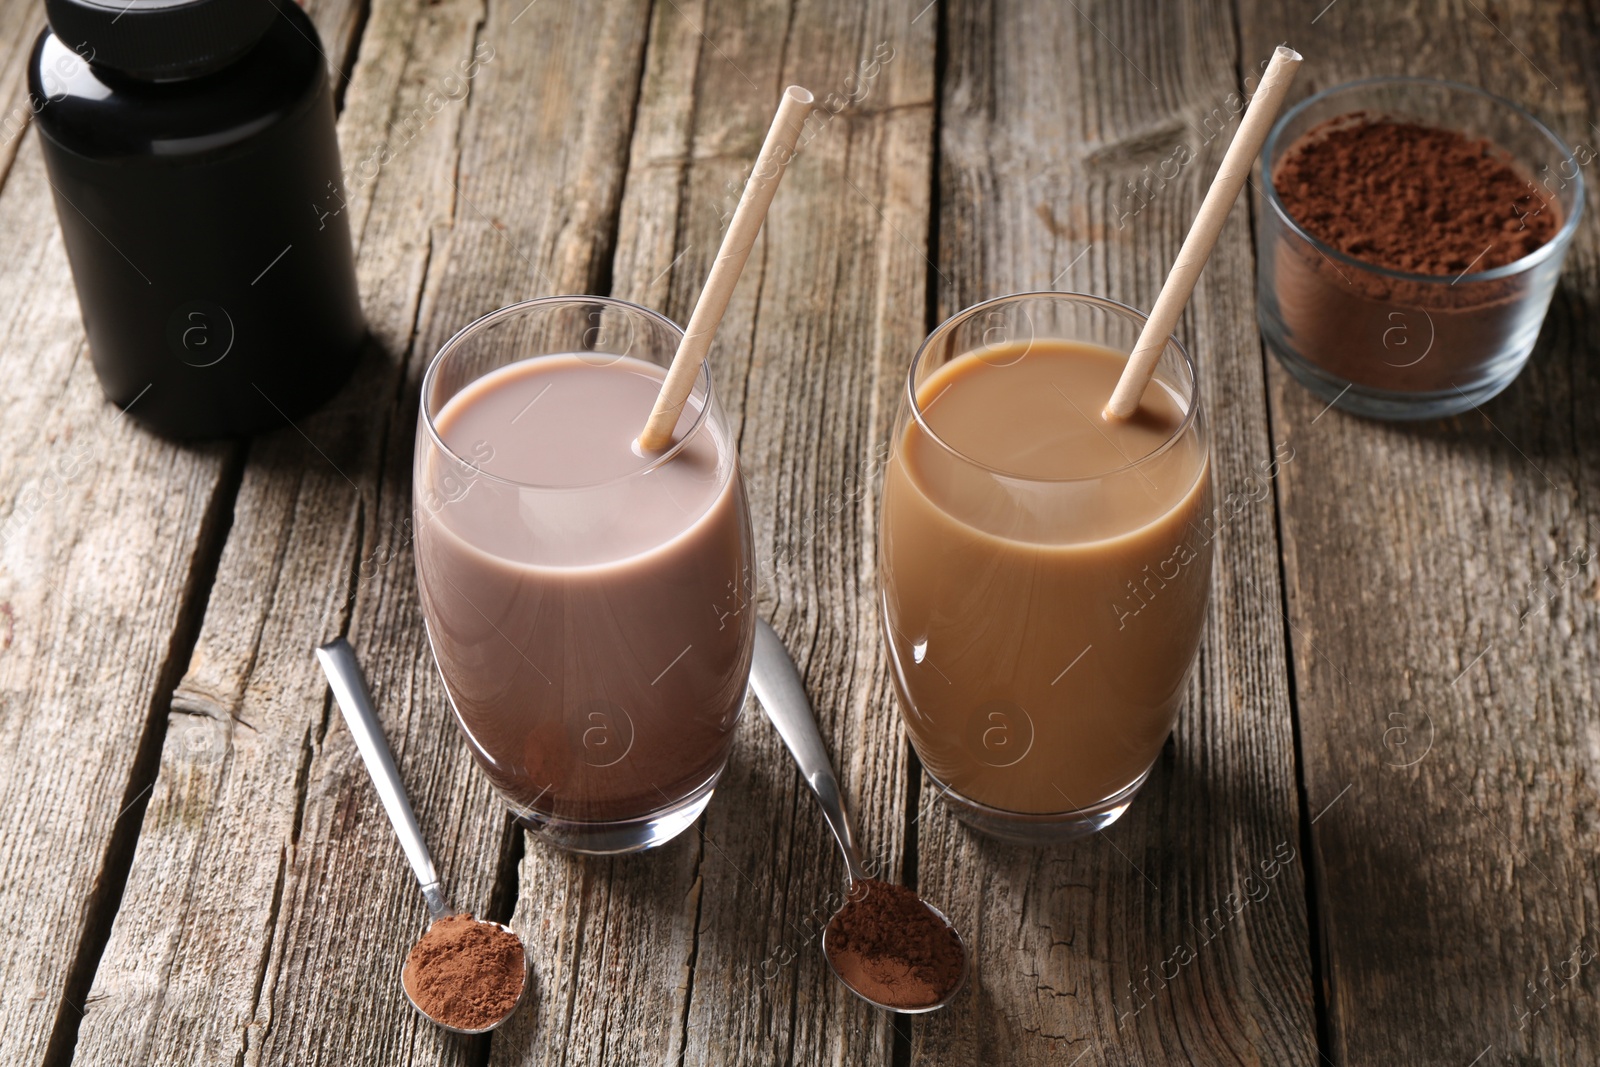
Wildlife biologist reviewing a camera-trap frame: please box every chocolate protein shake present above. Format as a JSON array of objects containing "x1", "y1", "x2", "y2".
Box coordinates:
[
  {"x1": 414, "y1": 354, "x2": 754, "y2": 827},
  {"x1": 879, "y1": 339, "x2": 1212, "y2": 817}
]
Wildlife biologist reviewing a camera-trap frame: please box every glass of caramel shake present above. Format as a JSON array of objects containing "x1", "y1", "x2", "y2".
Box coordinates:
[
  {"x1": 414, "y1": 297, "x2": 755, "y2": 855},
  {"x1": 879, "y1": 293, "x2": 1213, "y2": 844}
]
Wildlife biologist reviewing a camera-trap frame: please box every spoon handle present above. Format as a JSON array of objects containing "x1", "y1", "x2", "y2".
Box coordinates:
[
  {"x1": 749, "y1": 620, "x2": 869, "y2": 884},
  {"x1": 316, "y1": 638, "x2": 451, "y2": 922}
]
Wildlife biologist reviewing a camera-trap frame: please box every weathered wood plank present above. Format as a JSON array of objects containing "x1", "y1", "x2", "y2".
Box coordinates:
[
  {"x1": 486, "y1": 1, "x2": 935, "y2": 1064},
  {"x1": 1238, "y1": 2, "x2": 1600, "y2": 1063},
  {"x1": 66, "y1": 0, "x2": 630, "y2": 1064},
  {"x1": 913, "y1": 0, "x2": 1316, "y2": 1063}
]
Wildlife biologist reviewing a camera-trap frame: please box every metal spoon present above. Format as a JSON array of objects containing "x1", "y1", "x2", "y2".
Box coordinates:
[
  {"x1": 747, "y1": 619, "x2": 968, "y2": 1013},
  {"x1": 316, "y1": 638, "x2": 529, "y2": 1034}
]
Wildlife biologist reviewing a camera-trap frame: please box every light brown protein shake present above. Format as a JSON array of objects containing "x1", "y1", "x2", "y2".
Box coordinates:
[
  {"x1": 880, "y1": 340, "x2": 1212, "y2": 815},
  {"x1": 414, "y1": 354, "x2": 753, "y2": 824}
]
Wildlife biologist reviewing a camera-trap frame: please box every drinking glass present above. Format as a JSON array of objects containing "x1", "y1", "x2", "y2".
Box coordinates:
[
  {"x1": 414, "y1": 296, "x2": 755, "y2": 855},
  {"x1": 878, "y1": 292, "x2": 1214, "y2": 844}
]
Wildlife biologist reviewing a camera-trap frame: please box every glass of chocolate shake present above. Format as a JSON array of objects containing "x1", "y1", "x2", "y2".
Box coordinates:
[
  {"x1": 414, "y1": 297, "x2": 755, "y2": 854},
  {"x1": 878, "y1": 292, "x2": 1214, "y2": 844},
  {"x1": 1258, "y1": 78, "x2": 1585, "y2": 419}
]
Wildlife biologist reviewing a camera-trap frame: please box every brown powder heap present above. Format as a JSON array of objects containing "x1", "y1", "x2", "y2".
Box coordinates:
[
  {"x1": 402, "y1": 914, "x2": 526, "y2": 1031},
  {"x1": 824, "y1": 880, "x2": 965, "y2": 1010},
  {"x1": 1273, "y1": 114, "x2": 1558, "y2": 275}
]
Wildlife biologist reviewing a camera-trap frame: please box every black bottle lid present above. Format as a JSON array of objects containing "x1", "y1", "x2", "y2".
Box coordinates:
[{"x1": 44, "y1": 0, "x2": 280, "y2": 80}]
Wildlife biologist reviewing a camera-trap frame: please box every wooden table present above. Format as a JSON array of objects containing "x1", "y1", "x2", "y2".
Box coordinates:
[{"x1": 3, "y1": 0, "x2": 1596, "y2": 1063}]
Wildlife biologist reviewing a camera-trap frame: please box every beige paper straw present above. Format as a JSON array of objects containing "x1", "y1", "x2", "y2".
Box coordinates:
[
  {"x1": 638, "y1": 85, "x2": 815, "y2": 451},
  {"x1": 1104, "y1": 46, "x2": 1303, "y2": 420}
]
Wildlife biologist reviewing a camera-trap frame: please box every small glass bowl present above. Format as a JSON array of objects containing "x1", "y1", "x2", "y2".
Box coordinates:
[{"x1": 1257, "y1": 77, "x2": 1584, "y2": 420}]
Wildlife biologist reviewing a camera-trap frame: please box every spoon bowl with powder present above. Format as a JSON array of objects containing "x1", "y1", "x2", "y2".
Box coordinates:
[
  {"x1": 317, "y1": 639, "x2": 530, "y2": 1034},
  {"x1": 748, "y1": 620, "x2": 968, "y2": 1012}
]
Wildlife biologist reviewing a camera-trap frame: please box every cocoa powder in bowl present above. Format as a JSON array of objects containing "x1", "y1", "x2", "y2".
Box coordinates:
[
  {"x1": 1265, "y1": 107, "x2": 1567, "y2": 401},
  {"x1": 1274, "y1": 115, "x2": 1557, "y2": 274},
  {"x1": 823, "y1": 879, "x2": 965, "y2": 1010},
  {"x1": 401, "y1": 914, "x2": 526, "y2": 1031}
]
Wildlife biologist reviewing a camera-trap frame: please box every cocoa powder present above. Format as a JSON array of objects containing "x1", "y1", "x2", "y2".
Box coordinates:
[
  {"x1": 401, "y1": 914, "x2": 525, "y2": 1031},
  {"x1": 1273, "y1": 114, "x2": 1558, "y2": 274},
  {"x1": 824, "y1": 880, "x2": 965, "y2": 1009},
  {"x1": 1264, "y1": 111, "x2": 1566, "y2": 398}
]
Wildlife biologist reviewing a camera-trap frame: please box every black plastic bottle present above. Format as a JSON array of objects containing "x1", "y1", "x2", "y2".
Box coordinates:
[{"x1": 29, "y1": 0, "x2": 365, "y2": 439}]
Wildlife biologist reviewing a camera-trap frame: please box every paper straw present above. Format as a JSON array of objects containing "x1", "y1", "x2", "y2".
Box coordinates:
[
  {"x1": 638, "y1": 85, "x2": 815, "y2": 450},
  {"x1": 1104, "y1": 46, "x2": 1303, "y2": 420}
]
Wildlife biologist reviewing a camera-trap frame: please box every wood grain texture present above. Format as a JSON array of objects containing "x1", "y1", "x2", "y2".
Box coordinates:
[
  {"x1": 913, "y1": 0, "x2": 1316, "y2": 1063},
  {"x1": 488, "y1": 1, "x2": 935, "y2": 1063},
  {"x1": 1238, "y1": 2, "x2": 1600, "y2": 1064}
]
